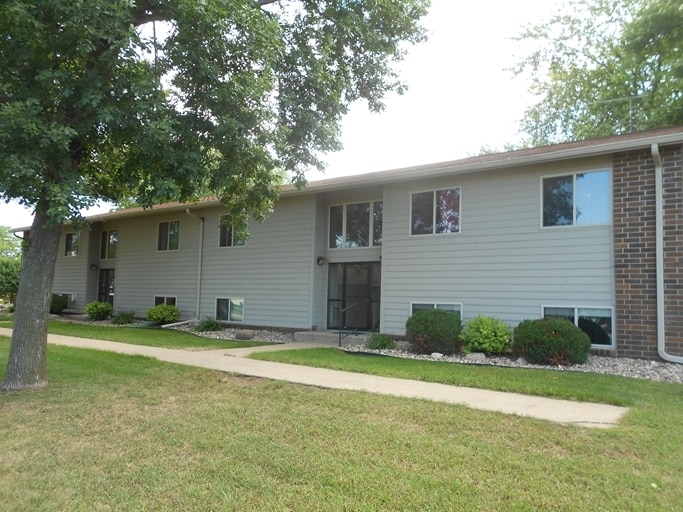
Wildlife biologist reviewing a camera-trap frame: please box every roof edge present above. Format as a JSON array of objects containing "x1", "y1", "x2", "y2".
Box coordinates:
[
  {"x1": 295, "y1": 127, "x2": 683, "y2": 193},
  {"x1": 11, "y1": 126, "x2": 683, "y2": 228}
]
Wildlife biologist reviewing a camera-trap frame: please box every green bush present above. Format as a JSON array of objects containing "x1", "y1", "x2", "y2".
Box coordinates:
[
  {"x1": 512, "y1": 317, "x2": 591, "y2": 366},
  {"x1": 146, "y1": 304, "x2": 180, "y2": 325},
  {"x1": 112, "y1": 310, "x2": 136, "y2": 325},
  {"x1": 460, "y1": 315, "x2": 511, "y2": 355},
  {"x1": 405, "y1": 309, "x2": 462, "y2": 355},
  {"x1": 194, "y1": 316, "x2": 224, "y2": 332},
  {"x1": 366, "y1": 333, "x2": 396, "y2": 350},
  {"x1": 50, "y1": 294, "x2": 68, "y2": 315},
  {"x1": 84, "y1": 301, "x2": 113, "y2": 321}
]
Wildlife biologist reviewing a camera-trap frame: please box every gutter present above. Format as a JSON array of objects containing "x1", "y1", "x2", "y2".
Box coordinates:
[
  {"x1": 184, "y1": 208, "x2": 205, "y2": 322},
  {"x1": 652, "y1": 143, "x2": 683, "y2": 363}
]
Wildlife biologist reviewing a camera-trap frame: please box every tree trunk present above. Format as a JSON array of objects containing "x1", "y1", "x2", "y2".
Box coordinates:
[{"x1": 1, "y1": 211, "x2": 63, "y2": 391}]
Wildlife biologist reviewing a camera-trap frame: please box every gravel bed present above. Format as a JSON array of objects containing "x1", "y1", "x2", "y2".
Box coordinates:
[
  {"x1": 342, "y1": 344, "x2": 683, "y2": 384},
  {"x1": 172, "y1": 324, "x2": 297, "y2": 344}
]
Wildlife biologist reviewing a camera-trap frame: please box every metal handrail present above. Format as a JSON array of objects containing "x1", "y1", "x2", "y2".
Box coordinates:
[{"x1": 338, "y1": 302, "x2": 357, "y2": 347}]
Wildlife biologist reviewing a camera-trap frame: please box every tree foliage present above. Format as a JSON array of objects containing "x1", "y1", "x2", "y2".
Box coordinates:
[
  {"x1": 0, "y1": 258, "x2": 20, "y2": 300},
  {"x1": 0, "y1": 0, "x2": 429, "y2": 390},
  {"x1": 514, "y1": 0, "x2": 683, "y2": 145},
  {"x1": 0, "y1": 0, "x2": 429, "y2": 220},
  {"x1": 0, "y1": 226, "x2": 22, "y2": 258}
]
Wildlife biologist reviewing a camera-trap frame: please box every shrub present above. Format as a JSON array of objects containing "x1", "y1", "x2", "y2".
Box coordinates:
[
  {"x1": 512, "y1": 317, "x2": 591, "y2": 366},
  {"x1": 460, "y1": 315, "x2": 511, "y2": 355},
  {"x1": 50, "y1": 294, "x2": 68, "y2": 315},
  {"x1": 366, "y1": 333, "x2": 396, "y2": 350},
  {"x1": 112, "y1": 310, "x2": 136, "y2": 325},
  {"x1": 194, "y1": 316, "x2": 224, "y2": 332},
  {"x1": 84, "y1": 301, "x2": 113, "y2": 321},
  {"x1": 146, "y1": 304, "x2": 180, "y2": 325},
  {"x1": 405, "y1": 309, "x2": 462, "y2": 355}
]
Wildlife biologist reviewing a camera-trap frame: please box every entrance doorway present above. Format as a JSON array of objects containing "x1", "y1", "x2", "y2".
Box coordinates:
[
  {"x1": 327, "y1": 262, "x2": 380, "y2": 331},
  {"x1": 98, "y1": 269, "x2": 115, "y2": 305}
]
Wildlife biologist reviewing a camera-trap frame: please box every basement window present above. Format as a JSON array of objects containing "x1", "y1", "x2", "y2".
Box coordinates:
[
  {"x1": 543, "y1": 306, "x2": 613, "y2": 346},
  {"x1": 216, "y1": 298, "x2": 244, "y2": 323},
  {"x1": 154, "y1": 296, "x2": 177, "y2": 306}
]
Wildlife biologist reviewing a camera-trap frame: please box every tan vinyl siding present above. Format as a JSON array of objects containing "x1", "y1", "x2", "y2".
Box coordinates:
[
  {"x1": 380, "y1": 157, "x2": 614, "y2": 335},
  {"x1": 199, "y1": 196, "x2": 316, "y2": 328},
  {"x1": 52, "y1": 228, "x2": 93, "y2": 311},
  {"x1": 311, "y1": 197, "x2": 329, "y2": 330},
  {"x1": 114, "y1": 214, "x2": 200, "y2": 319}
]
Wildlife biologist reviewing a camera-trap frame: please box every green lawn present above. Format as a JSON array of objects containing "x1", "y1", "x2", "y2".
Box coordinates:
[
  {"x1": 250, "y1": 347, "x2": 662, "y2": 406},
  {"x1": 0, "y1": 319, "x2": 274, "y2": 350},
  {"x1": 1, "y1": 337, "x2": 682, "y2": 510}
]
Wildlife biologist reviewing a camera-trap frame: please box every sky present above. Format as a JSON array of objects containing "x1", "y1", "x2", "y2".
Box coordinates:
[{"x1": 0, "y1": 0, "x2": 560, "y2": 229}]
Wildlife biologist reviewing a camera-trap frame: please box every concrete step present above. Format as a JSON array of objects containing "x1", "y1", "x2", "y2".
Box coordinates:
[{"x1": 294, "y1": 330, "x2": 369, "y2": 347}]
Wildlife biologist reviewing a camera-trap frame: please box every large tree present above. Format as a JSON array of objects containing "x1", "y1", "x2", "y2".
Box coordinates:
[
  {"x1": 0, "y1": 0, "x2": 429, "y2": 391},
  {"x1": 513, "y1": 0, "x2": 683, "y2": 146}
]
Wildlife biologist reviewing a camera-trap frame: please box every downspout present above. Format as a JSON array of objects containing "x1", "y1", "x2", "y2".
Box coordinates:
[
  {"x1": 163, "y1": 208, "x2": 204, "y2": 328},
  {"x1": 652, "y1": 143, "x2": 683, "y2": 363}
]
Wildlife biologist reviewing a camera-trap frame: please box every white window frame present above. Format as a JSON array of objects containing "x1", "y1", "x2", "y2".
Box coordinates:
[
  {"x1": 64, "y1": 232, "x2": 80, "y2": 257},
  {"x1": 157, "y1": 220, "x2": 180, "y2": 251},
  {"x1": 540, "y1": 169, "x2": 611, "y2": 229},
  {"x1": 60, "y1": 292, "x2": 77, "y2": 310},
  {"x1": 410, "y1": 302, "x2": 463, "y2": 317},
  {"x1": 215, "y1": 297, "x2": 245, "y2": 323},
  {"x1": 153, "y1": 296, "x2": 177, "y2": 306},
  {"x1": 409, "y1": 187, "x2": 462, "y2": 237},
  {"x1": 328, "y1": 200, "x2": 383, "y2": 249},
  {"x1": 218, "y1": 214, "x2": 247, "y2": 248},
  {"x1": 542, "y1": 305, "x2": 615, "y2": 347}
]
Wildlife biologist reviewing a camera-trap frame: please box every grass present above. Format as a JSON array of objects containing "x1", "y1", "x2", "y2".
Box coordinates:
[
  {"x1": 250, "y1": 347, "x2": 660, "y2": 406},
  {"x1": 1, "y1": 339, "x2": 683, "y2": 510},
  {"x1": 0, "y1": 318, "x2": 274, "y2": 350}
]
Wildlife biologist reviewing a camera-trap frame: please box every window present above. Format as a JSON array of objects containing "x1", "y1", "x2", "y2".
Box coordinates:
[
  {"x1": 218, "y1": 215, "x2": 247, "y2": 247},
  {"x1": 158, "y1": 220, "x2": 180, "y2": 251},
  {"x1": 542, "y1": 170, "x2": 610, "y2": 227},
  {"x1": 216, "y1": 298, "x2": 244, "y2": 323},
  {"x1": 64, "y1": 232, "x2": 80, "y2": 257},
  {"x1": 329, "y1": 201, "x2": 382, "y2": 249},
  {"x1": 411, "y1": 188, "x2": 460, "y2": 235},
  {"x1": 411, "y1": 302, "x2": 463, "y2": 316},
  {"x1": 61, "y1": 293, "x2": 76, "y2": 310},
  {"x1": 154, "y1": 296, "x2": 176, "y2": 306},
  {"x1": 100, "y1": 230, "x2": 118, "y2": 259},
  {"x1": 543, "y1": 306, "x2": 613, "y2": 346}
]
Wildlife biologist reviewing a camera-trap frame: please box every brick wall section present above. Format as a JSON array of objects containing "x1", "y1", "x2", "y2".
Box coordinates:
[
  {"x1": 613, "y1": 144, "x2": 683, "y2": 360},
  {"x1": 662, "y1": 144, "x2": 683, "y2": 356}
]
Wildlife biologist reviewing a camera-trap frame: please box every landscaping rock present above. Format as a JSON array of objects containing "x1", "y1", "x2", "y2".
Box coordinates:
[
  {"x1": 465, "y1": 352, "x2": 487, "y2": 362},
  {"x1": 235, "y1": 329, "x2": 255, "y2": 340},
  {"x1": 431, "y1": 352, "x2": 443, "y2": 360}
]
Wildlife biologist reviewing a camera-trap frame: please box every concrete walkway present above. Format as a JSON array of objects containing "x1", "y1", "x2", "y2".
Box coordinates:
[{"x1": 0, "y1": 328, "x2": 629, "y2": 428}]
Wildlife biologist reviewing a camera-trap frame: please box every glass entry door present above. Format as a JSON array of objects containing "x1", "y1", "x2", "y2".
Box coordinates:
[
  {"x1": 327, "y1": 262, "x2": 380, "y2": 331},
  {"x1": 98, "y1": 269, "x2": 115, "y2": 305}
]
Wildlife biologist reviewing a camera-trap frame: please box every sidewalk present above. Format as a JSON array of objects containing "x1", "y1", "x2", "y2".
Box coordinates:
[{"x1": 0, "y1": 328, "x2": 629, "y2": 428}]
